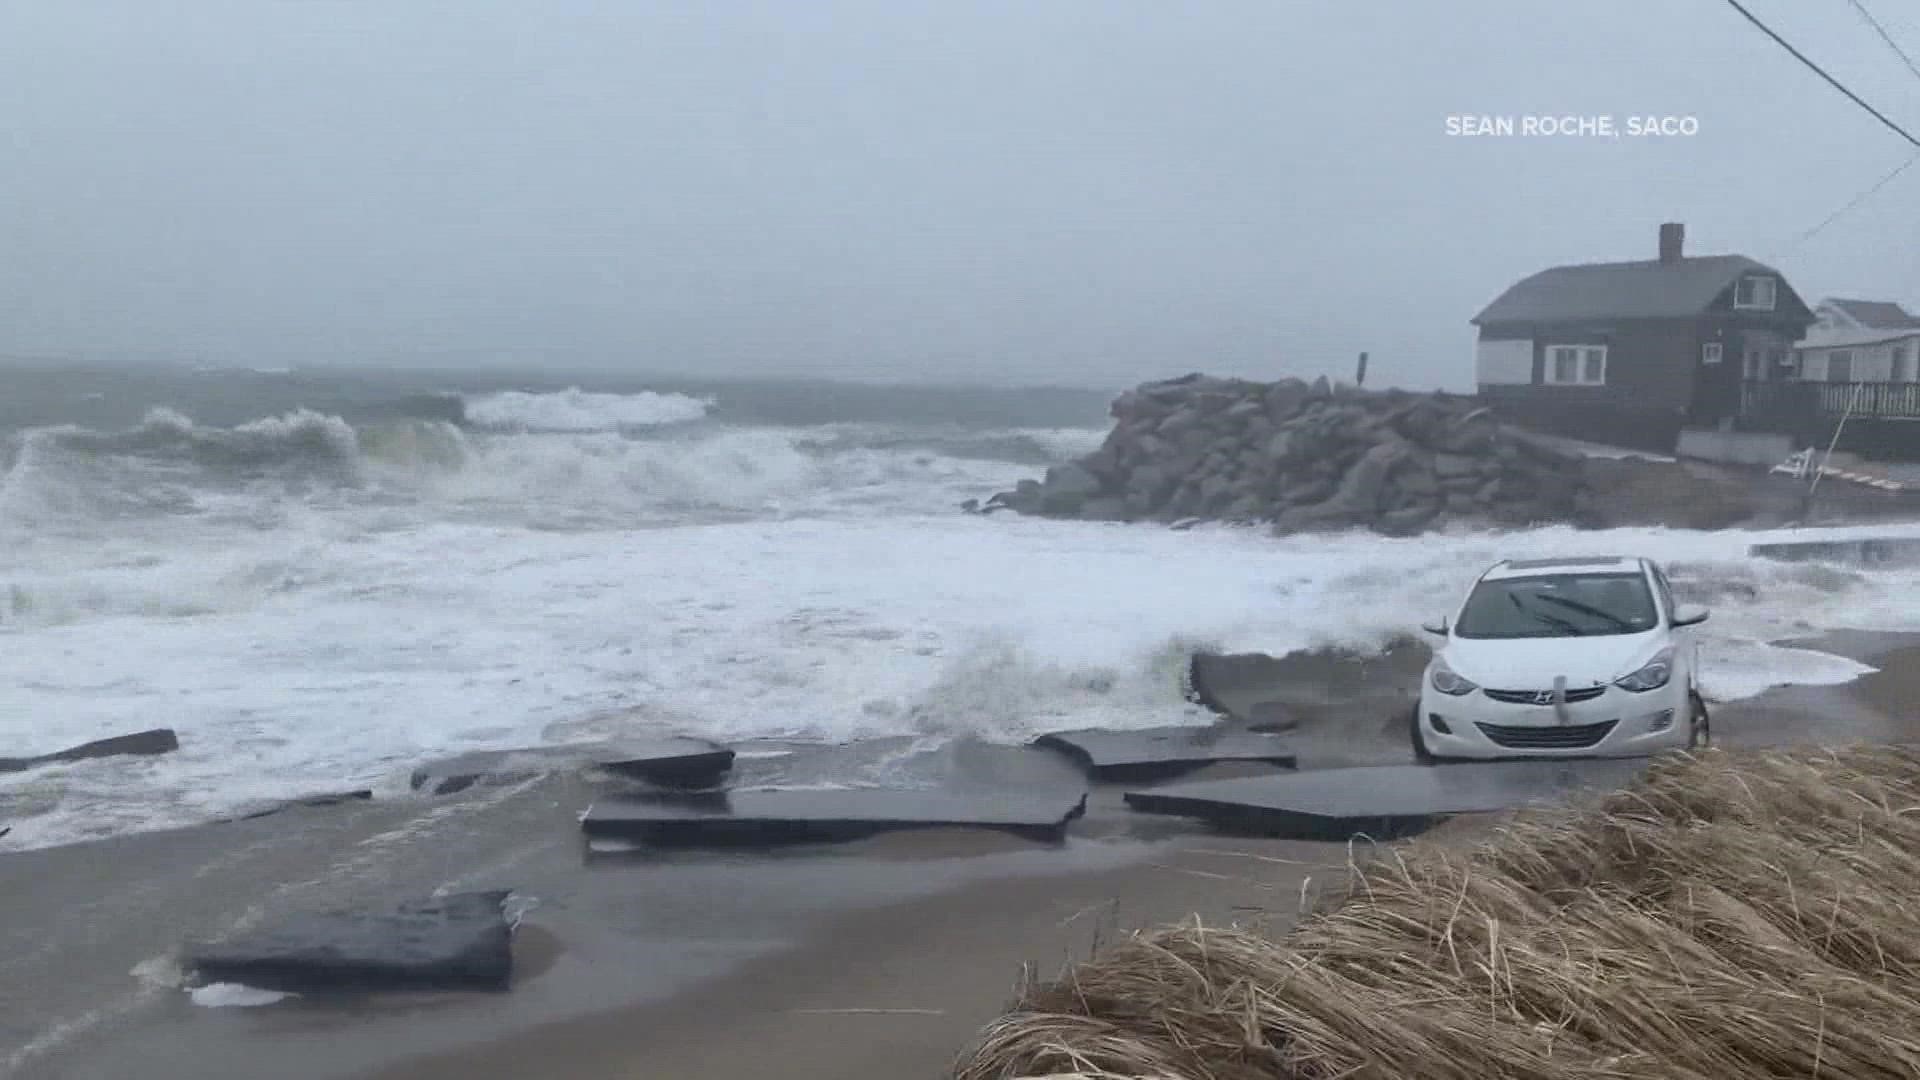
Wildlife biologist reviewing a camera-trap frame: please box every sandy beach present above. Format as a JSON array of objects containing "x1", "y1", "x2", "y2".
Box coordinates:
[{"x1": 4, "y1": 631, "x2": 1916, "y2": 1080}]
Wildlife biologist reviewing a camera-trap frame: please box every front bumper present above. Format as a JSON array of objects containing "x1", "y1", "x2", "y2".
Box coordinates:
[{"x1": 1418, "y1": 680, "x2": 1688, "y2": 759}]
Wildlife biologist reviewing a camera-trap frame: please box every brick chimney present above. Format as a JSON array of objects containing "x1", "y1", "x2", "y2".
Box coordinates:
[{"x1": 1658, "y1": 222, "x2": 1684, "y2": 263}]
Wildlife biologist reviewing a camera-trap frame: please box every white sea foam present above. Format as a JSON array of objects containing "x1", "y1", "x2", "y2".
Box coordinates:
[
  {"x1": 462, "y1": 387, "x2": 713, "y2": 431},
  {"x1": 6, "y1": 503, "x2": 1920, "y2": 851},
  {"x1": 189, "y1": 983, "x2": 292, "y2": 1008},
  {"x1": 1697, "y1": 640, "x2": 1877, "y2": 701},
  {"x1": 6, "y1": 398, "x2": 1920, "y2": 851}
]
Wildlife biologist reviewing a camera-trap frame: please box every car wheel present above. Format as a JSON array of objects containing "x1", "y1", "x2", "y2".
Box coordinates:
[
  {"x1": 1409, "y1": 702, "x2": 1441, "y2": 765},
  {"x1": 1687, "y1": 689, "x2": 1711, "y2": 749}
]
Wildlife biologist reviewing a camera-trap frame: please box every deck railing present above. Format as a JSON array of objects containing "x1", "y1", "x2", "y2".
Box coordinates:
[{"x1": 1742, "y1": 380, "x2": 1920, "y2": 421}]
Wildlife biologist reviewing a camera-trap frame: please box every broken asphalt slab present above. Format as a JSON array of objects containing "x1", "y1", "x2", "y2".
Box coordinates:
[
  {"x1": 581, "y1": 786, "x2": 1088, "y2": 846},
  {"x1": 597, "y1": 737, "x2": 736, "y2": 787},
  {"x1": 187, "y1": 890, "x2": 516, "y2": 994},
  {"x1": 582, "y1": 742, "x2": 1090, "y2": 847},
  {"x1": 236, "y1": 790, "x2": 375, "y2": 821},
  {"x1": 410, "y1": 737, "x2": 735, "y2": 796},
  {"x1": 1123, "y1": 758, "x2": 1649, "y2": 840},
  {"x1": 1034, "y1": 726, "x2": 1296, "y2": 782},
  {"x1": 0, "y1": 728, "x2": 179, "y2": 774}
]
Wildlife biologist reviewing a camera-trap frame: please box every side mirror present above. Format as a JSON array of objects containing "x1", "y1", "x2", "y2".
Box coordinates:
[
  {"x1": 1421, "y1": 617, "x2": 1450, "y2": 636},
  {"x1": 1672, "y1": 604, "x2": 1710, "y2": 628}
]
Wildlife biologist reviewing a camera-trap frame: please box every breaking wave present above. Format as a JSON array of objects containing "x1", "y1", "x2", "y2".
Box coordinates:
[
  {"x1": 23, "y1": 407, "x2": 360, "y2": 478},
  {"x1": 0, "y1": 408, "x2": 364, "y2": 526},
  {"x1": 461, "y1": 387, "x2": 713, "y2": 432},
  {"x1": 0, "y1": 405, "x2": 1100, "y2": 535}
]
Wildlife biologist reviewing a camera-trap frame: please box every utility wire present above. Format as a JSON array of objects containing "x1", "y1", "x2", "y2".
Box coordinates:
[
  {"x1": 1784, "y1": 150, "x2": 1920, "y2": 252},
  {"x1": 1845, "y1": 0, "x2": 1920, "y2": 85},
  {"x1": 1725, "y1": 0, "x2": 1920, "y2": 147}
]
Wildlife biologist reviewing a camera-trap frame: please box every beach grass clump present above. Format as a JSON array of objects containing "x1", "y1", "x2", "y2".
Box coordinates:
[{"x1": 951, "y1": 745, "x2": 1920, "y2": 1080}]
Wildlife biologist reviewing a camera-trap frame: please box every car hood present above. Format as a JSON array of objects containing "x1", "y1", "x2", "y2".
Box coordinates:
[{"x1": 1437, "y1": 631, "x2": 1667, "y2": 690}]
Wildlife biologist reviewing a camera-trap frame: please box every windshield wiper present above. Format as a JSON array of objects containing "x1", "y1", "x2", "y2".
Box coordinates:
[
  {"x1": 1507, "y1": 592, "x2": 1585, "y2": 636},
  {"x1": 1532, "y1": 593, "x2": 1633, "y2": 631}
]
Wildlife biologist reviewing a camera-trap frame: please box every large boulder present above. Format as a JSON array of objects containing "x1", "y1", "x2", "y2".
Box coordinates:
[
  {"x1": 1223, "y1": 495, "x2": 1266, "y2": 521},
  {"x1": 1432, "y1": 452, "x2": 1478, "y2": 480},
  {"x1": 1265, "y1": 428, "x2": 1303, "y2": 465},
  {"x1": 1323, "y1": 441, "x2": 1407, "y2": 517},
  {"x1": 1263, "y1": 379, "x2": 1311, "y2": 422},
  {"x1": 1038, "y1": 464, "x2": 1104, "y2": 515},
  {"x1": 1127, "y1": 464, "x2": 1174, "y2": 504},
  {"x1": 1156, "y1": 407, "x2": 1203, "y2": 439},
  {"x1": 1222, "y1": 399, "x2": 1264, "y2": 423},
  {"x1": 1199, "y1": 473, "x2": 1236, "y2": 510}
]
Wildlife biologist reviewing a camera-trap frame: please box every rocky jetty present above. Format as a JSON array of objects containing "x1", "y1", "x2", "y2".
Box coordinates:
[{"x1": 980, "y1": 374, "x2": 1588, "y2": 535}]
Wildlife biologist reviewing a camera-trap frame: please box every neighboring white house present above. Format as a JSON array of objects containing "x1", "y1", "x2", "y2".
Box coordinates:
[{"x1": 1792, "y1": 298, "x2": 1920, "y2": 383}]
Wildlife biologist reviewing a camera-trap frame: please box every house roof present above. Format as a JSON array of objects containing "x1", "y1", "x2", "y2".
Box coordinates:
[
  {"x1": 1795, "y1": 326, "x2": 1920, "y2": 350},
  {"x1": 1823, "y1": 298, "x2": 1920, "y2": 329},
  {"x1": 1472, "y1": 255, "x2": 1781, "y2": 325}
]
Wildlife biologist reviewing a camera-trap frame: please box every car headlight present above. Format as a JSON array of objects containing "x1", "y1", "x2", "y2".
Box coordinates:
[
  {"x1": 1614, "y1": 647, "x2": 1675, "y2": 693},
  {"x1": 1429, "y1": 658, "x2": 1478, "y2": 696}
]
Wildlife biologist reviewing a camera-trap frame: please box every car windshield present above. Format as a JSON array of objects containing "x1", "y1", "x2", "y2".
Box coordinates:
[{"x1": 1454, "y1": 572, "x2": 1659, "y2": 639}]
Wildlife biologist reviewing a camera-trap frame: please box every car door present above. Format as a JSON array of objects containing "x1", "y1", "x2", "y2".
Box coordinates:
[{"x1": 1649, "y1": 562, "x2": 1697, "y2": 690}]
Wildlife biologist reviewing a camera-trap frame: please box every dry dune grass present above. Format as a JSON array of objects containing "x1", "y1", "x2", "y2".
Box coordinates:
[{"x1": 951, "y1": 745, "x2": 1920, "y2": 1080}]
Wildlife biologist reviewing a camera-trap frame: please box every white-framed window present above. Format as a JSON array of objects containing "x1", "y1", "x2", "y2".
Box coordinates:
[
  {"x1": 1702, "y1": 342, "x2": 1723, "y2": 365},
  {"x1": 1828, "y1": 349, "x2": 1853, "y2": 383},
  {"x1": 1735, "y1": 275, "x2": 1778, "y2": 310},
  {"x1": 1545, "y1": 345, "x2": 1607, "y2": 386}
]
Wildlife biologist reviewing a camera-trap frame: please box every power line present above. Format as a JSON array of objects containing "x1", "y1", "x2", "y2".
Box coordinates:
[
  {"x1": 1763, "y1": 0, "x2": 1920, "y2": 256},
  {"x1": 1846, "y1": 0, "x2": 1920, "y2": 85},
  {"x1": 1724, "y1": 0, "x2": 1920, "y2": 148},
  {"x1": 1785, "y1": 150, "x2": 1920, "y2": 253}
]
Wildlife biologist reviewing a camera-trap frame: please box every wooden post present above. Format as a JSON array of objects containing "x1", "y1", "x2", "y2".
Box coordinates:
[
  {"x1": 1808, "y1": 382, "x2": 1863, "y2": 504},
  {"x1": 1355, "y1": 352, "x2": 1368, "y2": 387}
]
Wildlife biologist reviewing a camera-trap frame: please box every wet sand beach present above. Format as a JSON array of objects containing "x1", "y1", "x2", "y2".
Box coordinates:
[{"x1": 7, "y1": 632, "x2": 1920, "y2": 1080}]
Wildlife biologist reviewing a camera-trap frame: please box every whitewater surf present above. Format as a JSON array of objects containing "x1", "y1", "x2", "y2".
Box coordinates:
[{"x1": 3, "y1": 372, "x2": 1920, "y2": 852}]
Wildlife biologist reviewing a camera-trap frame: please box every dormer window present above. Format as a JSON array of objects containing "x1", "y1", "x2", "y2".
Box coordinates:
[{"x1": 1735, "y1": 275, "x2": 1778, "y2": 311}]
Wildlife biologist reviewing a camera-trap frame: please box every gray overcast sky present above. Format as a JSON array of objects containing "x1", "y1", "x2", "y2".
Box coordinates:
[{"x1": 4, "y1": 1, "x2": 1919, "y2": 390}]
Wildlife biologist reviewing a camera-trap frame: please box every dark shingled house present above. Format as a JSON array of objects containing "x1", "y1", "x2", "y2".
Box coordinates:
[{"x1": 1471, "y1": 223, "x2": 1815, "y2": 453}]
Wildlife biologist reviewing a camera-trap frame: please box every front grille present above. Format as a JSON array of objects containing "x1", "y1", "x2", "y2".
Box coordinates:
[
  {"x1": 1475, "y1": 719, "x2": 1618, "y2": 750},
  {"x1": 1484, "y1": 686, "x2": 1607, "y2": 705}
]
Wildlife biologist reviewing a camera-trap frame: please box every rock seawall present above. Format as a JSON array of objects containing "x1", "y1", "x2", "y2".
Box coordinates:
[{"x1": 979, "y1": 374, "x2": 1590, "y2": 535}]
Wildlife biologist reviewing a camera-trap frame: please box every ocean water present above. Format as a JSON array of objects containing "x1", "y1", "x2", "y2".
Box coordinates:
[{"x1": 3, "y1": 363, "x2": 1919, "y2": 852}]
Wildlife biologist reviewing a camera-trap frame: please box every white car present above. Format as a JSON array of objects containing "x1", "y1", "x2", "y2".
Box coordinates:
[{"x1": 1411, "y1": 555, "x2": 1710, "y2": 762}]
